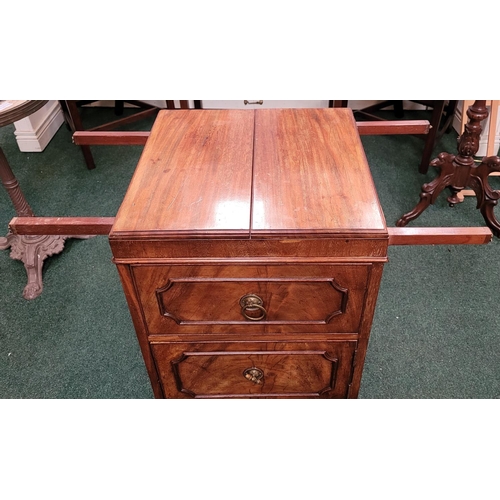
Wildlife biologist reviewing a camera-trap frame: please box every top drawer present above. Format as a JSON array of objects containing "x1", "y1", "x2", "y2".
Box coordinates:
[{"x1": 131, "y1": 263, "x2": 371, "y2": 335}]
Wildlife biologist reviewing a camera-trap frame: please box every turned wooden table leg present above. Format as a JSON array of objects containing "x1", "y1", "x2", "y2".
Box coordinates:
[
  {"x1": 0, "y1": 146, "x2": 34, "y2": 253},
  {"x1": 0, "y1": 146, "x2": 70, "y2": 299},
  {"x1": 397, "y1": 100, "x2": 500, "y2": 235},
  {"x1": 0, "y1": 147, "x2": 35, "y2": 218}
]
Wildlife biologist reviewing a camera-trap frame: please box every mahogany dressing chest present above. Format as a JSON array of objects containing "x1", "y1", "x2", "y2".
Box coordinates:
[{"x1": 108, "y1": 108, "x2": 390, "y2": 398}]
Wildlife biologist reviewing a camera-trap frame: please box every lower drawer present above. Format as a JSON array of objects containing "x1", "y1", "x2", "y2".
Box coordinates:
[{"x1": 151, "y1": 340, "x2": 357, "y2": 398}]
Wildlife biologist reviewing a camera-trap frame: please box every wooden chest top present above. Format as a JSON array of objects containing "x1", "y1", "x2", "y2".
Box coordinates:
[{"x1": 110, "y1": 108, "x2": 387, "y2": 240}]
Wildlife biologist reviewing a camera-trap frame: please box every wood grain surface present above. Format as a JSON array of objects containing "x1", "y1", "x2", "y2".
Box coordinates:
[
  {"x1": 252, "y1": 108, "x2": 387, "y2": 236},
  {"x1": 111, "y1": 110, "x2": 255, "y2": 237},
  {"x1": 132, "y1": 263, "x2": 370, "y2": 335},
  {"x1": 152, "y1": 340, "x2": 356, "y2": 398},
  {"x1": 111, "y1": 108, "x2": 388, "y2": 240}
]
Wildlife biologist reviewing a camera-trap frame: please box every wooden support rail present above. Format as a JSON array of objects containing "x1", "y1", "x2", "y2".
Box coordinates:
[
  {"x1": 72, "y1": 131, "x2": 150, "y2": 146},
  {"x1": 10, "y1": 217, "x2": 492, "y2": 245},
  {"x1": 387, "y1": 227, "x2": 492, "y2": 245},
  {"x1": 356, "y1": 120, "x2": 431, "y2": 136},
  {"x1": 71, "y1": 120, "x2": 431, "y2": 146},
  {"x1": 9, "y1": 217, "x2": 115, "y2": 235}
]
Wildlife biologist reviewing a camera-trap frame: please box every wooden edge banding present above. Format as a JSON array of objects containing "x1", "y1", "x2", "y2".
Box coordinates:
[
  {"x1": 0, "y1": 101, "x2": 49, "y2": 127},
  {"x1": 72, "y1": 131, "x2": 150, "y2": 145},
  {"x1": 357, "y1": 120, "x2": 431, "y2": 135},
  {"x1": 388, "y1": 227, "x2": 492, "y2": 245},
  {"x1": 9, "y1": 217, "x2": 116, "y2": 235}
]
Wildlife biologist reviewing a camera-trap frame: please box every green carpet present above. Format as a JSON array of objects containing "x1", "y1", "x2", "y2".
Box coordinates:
[{"x1": 0, "y1": 106, "x2": 499, "y2": 398}]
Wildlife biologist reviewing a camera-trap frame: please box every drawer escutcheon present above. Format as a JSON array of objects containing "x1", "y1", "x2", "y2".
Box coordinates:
[{"x1": 243, "y1": 367, "x2": 264, "y2": 384}]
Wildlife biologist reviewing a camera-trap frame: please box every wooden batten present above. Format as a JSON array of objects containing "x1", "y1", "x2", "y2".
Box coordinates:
[
  {"x1": 72, "y1": 131, "x2": 150, "y2": 146},
  {"x1": 387, "y1": 227, "x2": 492, "y2": 245},
  {"x1": 356, "y1": 120, "x2": 431, "y2": 135},
  {"x1": 9, "y1": 217, "x2": 115, "y2": 235}
]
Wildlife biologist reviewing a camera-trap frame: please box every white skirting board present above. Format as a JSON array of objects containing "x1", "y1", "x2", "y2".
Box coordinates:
[{"x1": 13, "y1": 101, "x2": 64, "y2": 152}]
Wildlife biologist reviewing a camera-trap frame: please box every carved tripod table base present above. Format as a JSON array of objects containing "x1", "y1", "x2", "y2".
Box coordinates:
[{"x1": 396, "y1": 100, "x2": 500, "y2": 237}]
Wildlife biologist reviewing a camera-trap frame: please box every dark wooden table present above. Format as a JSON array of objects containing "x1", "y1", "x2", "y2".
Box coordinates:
[
  {"x1": 397, "y1": 100, "x2": 500, "y2": 236},
  {"x1": 0, "y1": 100, "x2": 83, "y2": 299}
]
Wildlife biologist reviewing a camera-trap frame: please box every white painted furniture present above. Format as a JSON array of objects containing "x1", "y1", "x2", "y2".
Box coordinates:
[{"x1": 13, "y1": 100, "x2": 64, "y2": 152}]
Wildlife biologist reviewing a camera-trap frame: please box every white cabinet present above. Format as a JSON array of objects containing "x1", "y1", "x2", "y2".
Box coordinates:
[{"x1": 200, "y1": 100, "x2": 330, "y2": 109}]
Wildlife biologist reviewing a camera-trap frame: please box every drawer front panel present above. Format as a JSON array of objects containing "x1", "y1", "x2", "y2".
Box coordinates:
[
  {"x1": 133, "y1": 264, "x2": 370, "y2": 334},
  {"x1": 152, "y1": 341, "x2": 356, "y2": 398}
]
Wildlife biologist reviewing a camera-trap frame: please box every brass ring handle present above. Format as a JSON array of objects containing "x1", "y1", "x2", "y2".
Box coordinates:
[
  {"x1": 241, "y1": 303, "x2": 267, "y2": 321},
  {"x1": 239, "y1": 293, "x2": 267, "y2": 321},
  {"x1": 244, "y1": 100, "x2": 264, "y2": 105}
]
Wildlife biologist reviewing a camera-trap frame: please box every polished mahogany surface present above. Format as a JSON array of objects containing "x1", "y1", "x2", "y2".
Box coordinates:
[
  {"x1": 111, "y1": 109, "x2": 255, "y2": 237},
  {"x1": 111, "y1": 108, "x2": 387, "y2": 240},
  {"x1": 152, "y1": 341, "x2": 357, "y2": 398},
  {"x1": 132, "y1": 263, "x2": 370, "y2": 335},
  {"x1": 252, "y1": 108, "x2": 387, "y2": 236}
]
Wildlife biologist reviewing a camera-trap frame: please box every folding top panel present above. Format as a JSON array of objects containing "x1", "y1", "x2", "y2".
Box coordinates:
[
  {"x1": 251, "y1": 108, "x2": 387, "y2": 238},
  {"x1": 111, "y1": 110, "x2": 255, "y2": 238}
]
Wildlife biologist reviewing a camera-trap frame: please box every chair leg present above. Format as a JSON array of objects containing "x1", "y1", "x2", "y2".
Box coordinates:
[
  {"x1": 63, "y1": 100, "x2": 96, "y2": 170},
  {"x1": 418, "y1": 101, "x2": 445, "y2": 174},
  {"x1": 114, "y1": 100, "x2": 125, "y2": 116},
  {"x1": 393, "y1": 100, "x2": 405, "y2": 118},
  {"x1": 329, "y1": 100, "x2": 348, "y2": 108}
]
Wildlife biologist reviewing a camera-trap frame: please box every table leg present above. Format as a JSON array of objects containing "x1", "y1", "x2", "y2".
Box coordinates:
[
  {"x1": 0, "y1": 146, "x2": 70, "y2": 299},
  {"x1": 396, "y1": 100, "x2": 500, "y2": 236}
]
